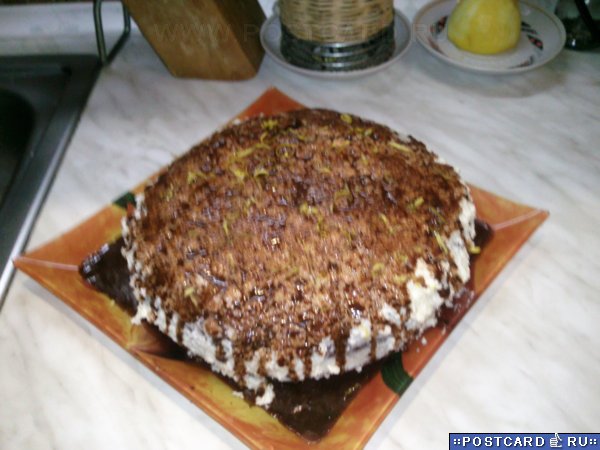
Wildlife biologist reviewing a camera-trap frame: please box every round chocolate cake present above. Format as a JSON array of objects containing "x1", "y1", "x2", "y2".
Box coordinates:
[{"x1": 122, "y1": 109, "x2": 476, "y2": 406}]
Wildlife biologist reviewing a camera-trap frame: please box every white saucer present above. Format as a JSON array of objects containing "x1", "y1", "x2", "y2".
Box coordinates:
[
  {"x1": 260, "y1": 10, "x2": 412, "y2": 80},
  {"x1": 414, "y1": 0, "x2": 566, "y2": 75}
]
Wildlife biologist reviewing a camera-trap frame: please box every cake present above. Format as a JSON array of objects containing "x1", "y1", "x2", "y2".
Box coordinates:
[{"x1": 121, "y1": 109, "x2": 476, "y2": 407}]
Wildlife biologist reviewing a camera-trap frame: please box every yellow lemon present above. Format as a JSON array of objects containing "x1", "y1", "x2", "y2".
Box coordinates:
[{"x1": 447, "y1": 0, "x2": 522, "y2": 54}]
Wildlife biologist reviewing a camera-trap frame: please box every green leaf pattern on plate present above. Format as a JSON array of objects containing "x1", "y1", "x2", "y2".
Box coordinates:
[
  {"x1": 113, "y1": 192, "x2": 136, "y2": 210},
  {"x1": 382, "y1": 353, "x2": 413, "y2": 395}
]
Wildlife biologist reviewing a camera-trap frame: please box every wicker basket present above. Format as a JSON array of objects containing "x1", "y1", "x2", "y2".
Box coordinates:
[{"x1": 279, "y1": 0, "x2": 395, "y2": 71}]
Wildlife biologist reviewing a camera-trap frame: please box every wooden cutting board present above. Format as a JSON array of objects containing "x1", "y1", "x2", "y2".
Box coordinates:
[{"x1": 122, "y1": 0, "x2": 266, "y2": 80}]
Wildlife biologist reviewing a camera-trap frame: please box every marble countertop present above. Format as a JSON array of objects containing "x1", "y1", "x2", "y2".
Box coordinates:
[{"x1": 1, "y1": 1, "x2": 599, "y2": 449}]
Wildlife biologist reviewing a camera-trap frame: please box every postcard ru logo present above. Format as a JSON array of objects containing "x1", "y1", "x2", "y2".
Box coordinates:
[
  {"x1": 450, "y1": 434, "x2": 600, "y2": 448},
  {"x1": 451, "y1": 436, "x2": 546, "y2": 447}
]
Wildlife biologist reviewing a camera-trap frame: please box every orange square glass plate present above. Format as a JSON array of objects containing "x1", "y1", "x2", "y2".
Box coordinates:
[{"x1": 15, "y1": 88, "x2": 548, "y2": 449}]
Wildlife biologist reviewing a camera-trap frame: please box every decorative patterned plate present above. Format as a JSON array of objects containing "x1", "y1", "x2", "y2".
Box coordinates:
[
  {"x1": 15, "y1": 88, "x2": 548, "y2": 449},
  {"x1": 260, "y1": 10, "x2": 412, "y2": 79},
  {"x1": 414, "y1": 0, "x2": 566, "y2": 74}
]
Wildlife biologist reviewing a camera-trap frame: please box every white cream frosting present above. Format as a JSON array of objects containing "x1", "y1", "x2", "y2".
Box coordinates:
[
  {"x1": 375, "y1": 326, "x2": 396, "y2": 359},
  {"x1": 406, "y1": 258, "x2": 444, "y2": 331},
  {"x1": 380, "y1": 302, "x2": 401, "y2": 326},
  {"x1": 344, "y1": 319, "x2": 372, "y2": 372},
  {"x1": 310, "y1": 336, "x2": 340, "y2": 378},
  {"x1": 181, "y1": 319, "x2": 237, "y2": 380},
  {"x1": 459, "y1": 196, "x2": 476, "y2": 243},
  {"x1": 293, "y1": 357, "x2": 305, "y2": 381},
  {"x1": 265, "y1": 352, "x2": 289, "y2": 381},
  {"x1": 447, "y1": 229, "x2": 471, "y2": 283},
  {"x1": 255, "y1": 384, "x2": 275, "y2": 407}
]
